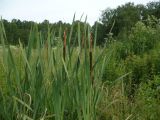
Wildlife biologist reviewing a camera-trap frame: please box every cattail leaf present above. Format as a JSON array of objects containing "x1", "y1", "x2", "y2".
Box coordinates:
[
  {"x1": 13, "y1": 96, "x2": 33, "y2": 111},
  {"x1": 19, "y1": 41, "x2": 32, "y2": 73},
  {"x1": 62, "y1": 58, "x2": 70, "y2": 81}
]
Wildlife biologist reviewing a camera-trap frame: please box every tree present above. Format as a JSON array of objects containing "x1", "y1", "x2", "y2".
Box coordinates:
[
  {"x1": 100, "y1": 2, "x2": 145, "y2": 37},
  {"x1": 146, "y1": 1, "x2": 160, "y2": 18}
]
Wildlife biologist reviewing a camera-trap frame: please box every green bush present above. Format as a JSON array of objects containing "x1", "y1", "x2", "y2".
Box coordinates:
[
  {"x1": 129, "y1": 21, "x2": 158, "y2": 54},
  {"x1": 135, "y1": 76, "x2": 160, "y2": 120}
]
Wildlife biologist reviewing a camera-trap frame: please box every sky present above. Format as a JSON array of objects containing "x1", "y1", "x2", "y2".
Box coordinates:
[{"x1": 0, "y1": 0, "x2": 155, "y2": 25}]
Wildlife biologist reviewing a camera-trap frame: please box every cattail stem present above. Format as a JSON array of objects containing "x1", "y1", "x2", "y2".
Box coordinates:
[
  {"x1": 90, "y1": 32, "x2": 93, "y2": 84},
  {"x1": 45, "y1": 40, "x2": 48, "y2": 62},
  {"x1": 63, "y1": 29, "x2": 67, "y2": 81},
  {"x1": 82, "y1": 33, "x2": 84, "y2": 48},
  {"x1": 63, "y1": 30, "x2": 66, "y2": 61}
]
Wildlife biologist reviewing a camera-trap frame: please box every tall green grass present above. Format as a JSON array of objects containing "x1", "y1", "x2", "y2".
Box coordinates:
[
  {"x1": 1, "y1": 18, "x2": 159, "y2": 120},
  {"x1": 0, "y1": 18, "x2": 108, "y2": 120}
]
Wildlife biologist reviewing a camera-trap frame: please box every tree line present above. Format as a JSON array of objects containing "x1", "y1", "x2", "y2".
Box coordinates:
[{"x1": 1, "y1": 1, "x2": 160, "y2": 46}]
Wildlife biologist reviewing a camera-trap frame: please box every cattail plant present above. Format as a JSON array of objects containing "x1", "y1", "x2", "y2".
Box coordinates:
[{"x1": 0, "y1": 18, "x2": 108, "y2": 120}]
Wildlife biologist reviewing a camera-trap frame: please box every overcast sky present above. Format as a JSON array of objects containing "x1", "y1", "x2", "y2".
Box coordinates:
[{"x1": 0, "y1": 0, "x2": 155, "y2": 25}]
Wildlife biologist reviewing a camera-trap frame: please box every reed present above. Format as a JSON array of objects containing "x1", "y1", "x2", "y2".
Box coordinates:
[{"x1": 0, "y1": 18, "x2": 108, "y2": 120}]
